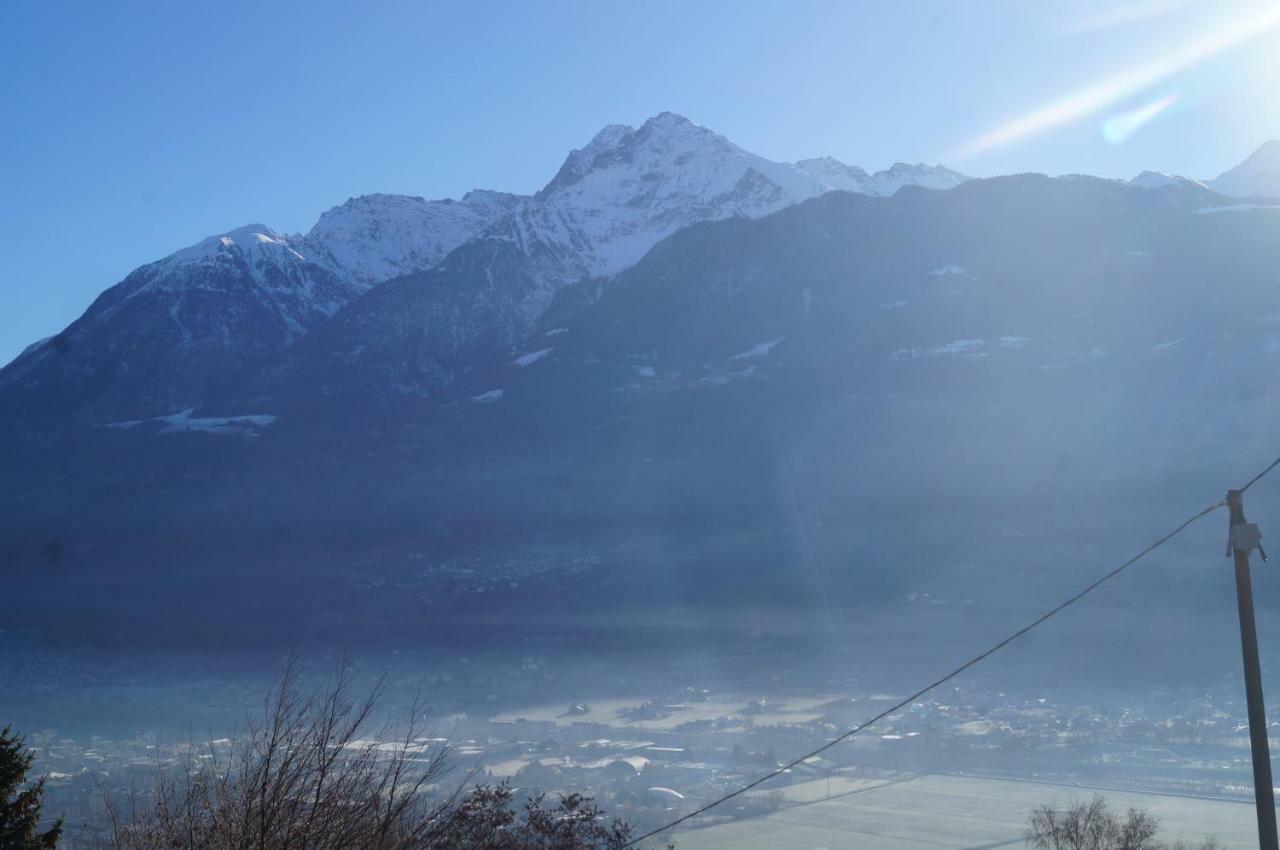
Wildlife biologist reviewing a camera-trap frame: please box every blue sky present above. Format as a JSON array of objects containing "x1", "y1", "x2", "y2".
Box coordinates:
[{"x1": 2, "y1": 0, "x2": 1278, "y2": 363}]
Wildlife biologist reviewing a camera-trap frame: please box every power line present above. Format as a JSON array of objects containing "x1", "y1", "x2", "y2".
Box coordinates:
[
  {"x1": 626, "y1": 457, "x2": 1280, "y2": 847},
  {"x1": 1240, "y1": 456, "x2": 1280, "y2": 495}
]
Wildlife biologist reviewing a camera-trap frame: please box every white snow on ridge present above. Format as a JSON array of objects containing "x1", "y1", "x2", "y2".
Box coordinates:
[
  {"x1": 86, "y1": 224, "x2": 365, "y2": 348},
  {"x1": 119, "y1": 191, "x2": 522, "y2": 324},
  {"x1": 512, "y1": 348, "x2": 553, "y2": 367},
  {"x1": 1128, "y1": 171, "x2": 1207, "y2": 191},
  {"x1": 164, "y1": 225, "x2": 305, "y2": 269},
  {"x1": 792, "y1": 156, "x2": 874, "y2": 192},
  {"x1": 301, "y1": 191, "x2": 519, "y2": 287},
  {"x1": 31, "y1": 194, "x2": 522, "y2": 375},
  {"x1": 505, "y1": 113, "x2": 821, "y2": 280},
  {"x1": 78, "y1": 115, "x2": 967, "y2": 329},
  {"x1": 17, "y1": 111, "x2": 976, "y2": 394},
  {"x1": 793, "y1": 157, "x2": 969, "y2": 196},
  {"x1": 866, "y1": 162, "x2": 970, "y2": 196},
  {"x1": 63, "y1": 113, "x2": 972, "y2": 344},
  {"x1": 494, "y1": 113, "x2": 971, "y2": 285}
]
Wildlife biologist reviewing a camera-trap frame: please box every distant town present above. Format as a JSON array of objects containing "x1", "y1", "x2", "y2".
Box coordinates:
[{"x1": 24, "y1": 663, "x2": 1272, "y2": 847}]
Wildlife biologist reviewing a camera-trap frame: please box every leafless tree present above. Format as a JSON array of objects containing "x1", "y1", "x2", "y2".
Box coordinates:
[
  {"x1": 96, "y1": 653, "x2": 633, "y2": 850},
  {"x1": 426, "y1": 784, "x2": 633, "y2": 850},
  {"x1": 101, "y1": 652, "x2": 458, "y2": 850},
  {"x1": 1025, "y1": 795, "x2": 1219, "y2": 850}
]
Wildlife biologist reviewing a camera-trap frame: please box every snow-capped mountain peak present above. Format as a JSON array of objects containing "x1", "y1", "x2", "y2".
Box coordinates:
[
  {"x1": 1206, "y1": 141, "x2": 1280, "y2": 199},
  {"x1": 99, "y1": 224, "x2": 323, "y2": 314},
  {"x1": 538, "y1": 123, "x2": 635, "y2": 198},
  {"x1": 99, "y1": 224, "x2": 358, "y2": 334},
  {"x1": 4, "y1": 111, "x2": 978, "y2": 420},
  {"x1": 502, "y1": 112, "x2": 969, "y2": 283},
  {"x1": 301, "y1": 190, "x2": 521, "y2": 286},
  {"x1": 501, "y1": 113, "x2": 820, "y2": 279},
  {"x1": 792, "y1": 157, "x2": 874, "y2": 192},
  {"x1": 793, "y1": 156, "x2": 968, "y2": 197},
  {"x1": 165, "y1": 224, "x2": 302, "y2": 266},
  {"x1": 868, "y1": 162, "x2": 969, "y2": 195},
  {"x1": 1127, "y1": 170, "x2": 1208, "y2": 191}
]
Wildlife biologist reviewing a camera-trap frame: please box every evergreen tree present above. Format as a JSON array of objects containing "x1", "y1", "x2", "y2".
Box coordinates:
[{"x1": 0, "y1": 727, "x2": 61, "y2": 850}]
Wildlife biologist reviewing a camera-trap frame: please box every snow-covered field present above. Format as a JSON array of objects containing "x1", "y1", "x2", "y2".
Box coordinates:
[{"x1": 672, "y1": 773, "x2": 1255, "y2": 849}]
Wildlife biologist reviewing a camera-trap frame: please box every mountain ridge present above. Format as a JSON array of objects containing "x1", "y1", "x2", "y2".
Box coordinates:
[
  {"x1": 7, "y1": 169, "x2": 1280, "y2": 650},
  {"x1": 1206, "y1": 139, "x2": 1280, "y2": 198},
  {"x1": 1, "y1": 113, "x2": 967, "y2": 421}
]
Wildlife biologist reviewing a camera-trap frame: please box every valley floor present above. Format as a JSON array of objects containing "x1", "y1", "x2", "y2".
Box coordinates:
[{"x1": 670, "y1": 773, "x2": 1255, "y2": 849}]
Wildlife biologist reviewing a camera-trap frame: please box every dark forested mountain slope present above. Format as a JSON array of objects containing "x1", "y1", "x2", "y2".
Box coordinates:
[{"x1": 5, "y1": 174, "x2": 1279, "y2": 674}]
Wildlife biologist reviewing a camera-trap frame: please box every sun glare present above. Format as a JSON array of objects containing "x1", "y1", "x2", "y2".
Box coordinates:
[{"x1": 952, "y1": 3, "x2": 1280, "y2": 159}]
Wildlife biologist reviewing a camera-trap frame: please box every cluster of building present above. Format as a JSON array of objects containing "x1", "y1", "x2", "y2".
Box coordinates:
[{"x1": 21, "y1": 680, "x2": 1273, "y2": 847}]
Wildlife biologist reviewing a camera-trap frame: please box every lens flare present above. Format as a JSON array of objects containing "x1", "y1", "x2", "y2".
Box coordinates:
[
  {"x1": 1102, "y1": 92, "x2": 1181, "y2": 143},
  {"x1": 951, "y1": 4, "x2": 1280, "y2": 159},
  {"x1": 1067, "y1": 0, "x2": 1194, "y2": 34}
]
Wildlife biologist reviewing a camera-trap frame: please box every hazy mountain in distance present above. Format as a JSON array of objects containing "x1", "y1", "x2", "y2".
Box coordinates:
[
  {"x1": 1127, "y1": 170, "x2": 1209, "y2": 191},
  {"x1": 1206, "y1": 140, "x2": 1280, "y2": 198},
  {"x1": 795, "y1": 156, "x2": 969, "y2": 195}
]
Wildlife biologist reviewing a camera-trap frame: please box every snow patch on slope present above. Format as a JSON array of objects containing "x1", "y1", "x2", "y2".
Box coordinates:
[
  {"x1": 927, "y1": 265, "x2": 975, "y2": 279},
  {"x1": 730, "y1": 337, "x2": 785, "y2": 360},
  {"x1": 107, "y1": 408, "x2": 277, "y2": 435},
  {"x1": 513, "y1": 348, "x2": 553, "y2": 367},
  {"x1": 891, "y1": 337, "x2": 1026, "y2": 360}
]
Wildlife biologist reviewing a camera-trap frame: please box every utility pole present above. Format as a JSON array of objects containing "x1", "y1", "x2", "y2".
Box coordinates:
[{"x1": 1227, "y1": 488, "x2": 1278, "y2": 850}]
